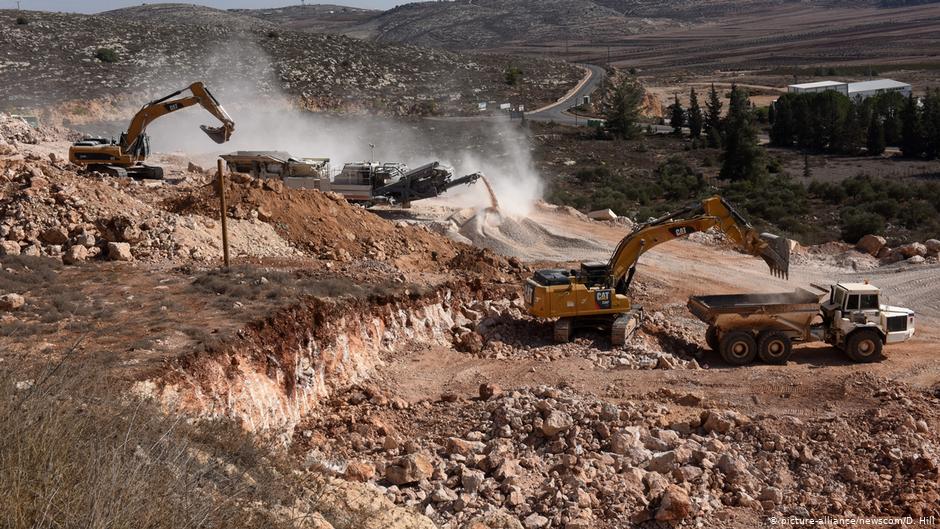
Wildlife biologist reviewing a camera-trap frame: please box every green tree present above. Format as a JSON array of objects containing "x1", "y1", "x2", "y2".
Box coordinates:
[
  {"x1": 900, "y1": 93, "x2": 925, "y2": 158},
  {"x1": 770, "y1": 95, "x2": 795, "y2": 147},
  {"x1": 704, "y1": 84, "x2": 723, "y2": 147},
  {"x1": 688, "y1": 88, "x2": 703, "y2": 138},
  {"x1": 669, "y1": 94, "x2": 685, "y2": 135},
  {"x1": 604, "y1": 77, "x2": 645, "y2": 140},
  {"x1": 95, "y1": 48, "x2": 119, "y2": 63},
  {"x1": 866, "y1": 114, "x2": 886, "y2": 155},
  {"x1": 719, "y1": 84, "x2": 764, "y2": 181},
  {"x1": 924, "y1": 89, "x2": 940, "y2": 159},
  {"x1": 504, "y1": 66, "x2": 524, "y2": 86}
]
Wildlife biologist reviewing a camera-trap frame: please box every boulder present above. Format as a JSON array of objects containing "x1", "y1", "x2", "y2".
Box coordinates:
[
  {"x1": 908, "y1": 255, "x2": 926, "y2": 264},
  {"x1": 926, "y1": 239, "x2": 940, "y2": 255},
  {"x1": 610, "y1": 427, "x2": 642, "y2": 455},
  {"x1": 522, "y1": 513, "x2": 549, "y2": 529},
  {"x1": 446, "y1": 437, "x2": 485, "y2": 457},
  {"x1": 344, "y1": 461, "x2": 376, "y2": 482},
  {"x1": 385, "y1": 453, "x2": 433, "y2": 485},
  {"x1": 0, "y1": 293, "x2": 25, "y2": 311},
  {"x1": 541, "y1": 410, "x2": 574, "y2": 437},
  {"x1": 655, "y1": 484, "x2": 692, "y2": 521},
  {"x1": 702, "y1": 410, "x2": 733, "y2": 434},
  {"x1": 107, "y1": 242, "x2": 134, "y2": 261},
  {"x1": 40, "y1": 227, "x2": 69, "y2": 245},
  {"x1": 461, "y1": 468, "x2": 485, "y2": 493},
  {"x1": 63, "y1": 244, "x2": 89, "y2": 265},
  {"x1": 587, "y1": 209, "x2": 617, "y2": 221},
  {"x1": 479, "y1": 383, "x2": 503, "y2": 401},
  {"x1": 0, "y1": 240, "x2": 21, "y2": 256},
  {"x1": 897, "y1": 242, "x2": 927, "y2": 258},
  {"x1": 855, "y1": 234, "x2": 886, "y2": 256}
]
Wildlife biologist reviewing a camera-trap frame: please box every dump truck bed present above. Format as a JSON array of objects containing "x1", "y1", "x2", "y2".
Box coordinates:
[{"x1": 688, "y1": 289, "x2": 823, "y2": 335}]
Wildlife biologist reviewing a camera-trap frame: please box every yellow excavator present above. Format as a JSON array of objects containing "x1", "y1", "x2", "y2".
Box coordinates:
[
  {"x1": 522, "y1": 196, "x2": 791, "y2": 344},
  {"x1": 68, "y1": 82, "x2": 235, "y2": 179}
]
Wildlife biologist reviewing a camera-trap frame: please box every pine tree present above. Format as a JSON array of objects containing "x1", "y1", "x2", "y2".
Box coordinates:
[
  {"x1": 719, "y1": 84, "x2": 764, "y2": 182},
  {"x1": 705, "y1": 84, "x2": 723, "y2": 147},
  {"x1": 688, "y1": 88, "x2": 703, "y2": 139},
  {"x1": 866, "y1": 114, "x2": 886, "y2": 156},
  {"x1": 900, "y1": 93, "x2": 925, "y2": 158},
  {"x1": 669, "y1": 94, "x2": 686, "y2": 135},
  {"x1": 803, "y1": 154, "x2": 812, "y2": 179},
  {"x1": 924, "y1": 88, "x2": 940, "y2": 159},
  {"x1": 604, "y1": 77, "x2": 645, "y2": 140}
]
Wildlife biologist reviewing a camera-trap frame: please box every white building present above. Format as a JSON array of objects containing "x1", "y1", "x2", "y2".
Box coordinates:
[
  {"x1": 847, "y1": 79, "x2": 912, "y2": 100},
  {"x1": 788, "y1": 81, "x2": 848, "y2": 95},
  {"x1": 786, "y1": 79, "x2": 912, "y2": 100}
]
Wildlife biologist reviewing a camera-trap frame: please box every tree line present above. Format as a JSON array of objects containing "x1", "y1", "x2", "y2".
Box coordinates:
[{"x1": 770, "y1": 89, "x2": 940, "y2": 159}]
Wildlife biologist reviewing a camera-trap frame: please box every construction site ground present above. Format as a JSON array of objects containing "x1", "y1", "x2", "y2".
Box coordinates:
[{"x1": 3, "y1": 123, "x2": 940, "y2": 527}]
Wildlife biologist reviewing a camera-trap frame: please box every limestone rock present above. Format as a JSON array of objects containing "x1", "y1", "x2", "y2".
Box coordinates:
[
  {"x1": 855, "y1": 234, "x2": 886, "y2": 256},
  {"x1": 63, "y1": 244, "x2": 89, "y2": 265},
  {"x1": 541, "y1": 410, "x2": 573, "y2": 437},
  {"x1": 0, "y1": 293, "x2": 25, "y2": 311},
  {"x1": 107, "y1": 241, "x2": 134, "y2": 261},
  {"x1": 0, "y1": 240, "x2": 20, "y2": 256},
  {"x1": 462, "y1": 509, "x2": 523, "y2": 529},
  {"x1": 656, "y1": 484, "x2": 692, "y2": 521},
  {"x1": 897, "y1": 242, "x2": 927, "y2": 258},
  {"x1": 386, "y1": 453, "x2": 433, "y2": 485}
]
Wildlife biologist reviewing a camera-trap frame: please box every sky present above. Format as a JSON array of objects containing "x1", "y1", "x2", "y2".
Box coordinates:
[{"x1": 6, "y1": 0, "x2": 406, "y2": 12}]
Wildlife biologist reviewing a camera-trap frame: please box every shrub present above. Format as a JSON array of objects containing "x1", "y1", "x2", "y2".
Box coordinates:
[
  {"x1": 15, "y1": 15, "x2": 28, "y2": 25},
  {"x1": 94, "y1": 48, "x2": 119, "y2": 63},
  {"x1": 504, "y1": 66, "x2": 523, "y2": 86},
  {"x1": 840, "y1": 208, "x2": 885, "y2": 243},
  {"x1": 0, "y1": 363, "x2": 300, "y2": 529}
]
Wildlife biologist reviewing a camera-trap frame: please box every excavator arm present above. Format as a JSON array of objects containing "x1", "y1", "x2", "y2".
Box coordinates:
[
  {"x1": 608, "y1": 196, "x2": 790, "y2": 293},
  {"x1": 121, "y1": 81, "x2": 235, "y2": 155}
]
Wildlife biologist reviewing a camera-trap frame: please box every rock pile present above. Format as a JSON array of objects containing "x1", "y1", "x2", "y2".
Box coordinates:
[
  {"x1": 854, "y1": 234, "x2": 940, "y2": 266},
  {"x1": 298, "y1": 376, "x2": 940, "y2": 528}
]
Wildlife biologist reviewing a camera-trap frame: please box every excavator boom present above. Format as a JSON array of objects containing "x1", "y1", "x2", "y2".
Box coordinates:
[{"x1": 68, "y1": 82, "x2": 234, "y2": 178}]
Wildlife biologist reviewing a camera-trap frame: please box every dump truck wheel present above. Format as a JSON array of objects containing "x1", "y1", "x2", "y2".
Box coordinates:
[
  {"x1": 720, "y1": 331, "x2": 757, "y2": 366},
  {"x1": 554, "y1": 318, "x2": 572, "y2": 343},
  {"x1": 845, "y1": 330, "x2": 883, "y2": 363},
  {"x1": 758, "y1": 331, "x2": 792, "y2": 364},
  {"x1": 705, "y1": 326, "x2": 720, "y2": 351}
]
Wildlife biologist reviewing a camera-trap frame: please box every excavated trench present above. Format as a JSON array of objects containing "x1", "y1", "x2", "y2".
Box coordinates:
[{"x1": 135, "y1": 283, "x2": 490, "y2": 434}]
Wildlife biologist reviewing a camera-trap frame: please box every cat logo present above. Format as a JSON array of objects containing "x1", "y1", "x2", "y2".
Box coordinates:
[
  {"x1": 669, "y1": 226, "x2": 696, "y2": 237},
  {"x1": 595, "y1": 290, "x2": 612, "y2": 309},
  {"x1": 165, "y1": 103, "x2": 182, "y2": 111}
]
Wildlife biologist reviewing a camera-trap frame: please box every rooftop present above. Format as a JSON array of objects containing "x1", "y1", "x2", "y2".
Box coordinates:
[
  {"x1": 847, "y1": 79, "x2": 911, "y2": 92},
  {"x1": 788, "y1": 81, "x2": 847, "y2": 89},
  {"x1": 839, "y1": 282, "x2": 880, "y2": 292}
]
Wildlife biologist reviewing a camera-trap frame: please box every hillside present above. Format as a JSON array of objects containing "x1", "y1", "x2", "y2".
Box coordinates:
[
  {"x1": 232, "y1": 0, "x2": 935, "y2": 51},
  {"x1": 0, "y1": 7, "x2": 579, "y2": 120}
]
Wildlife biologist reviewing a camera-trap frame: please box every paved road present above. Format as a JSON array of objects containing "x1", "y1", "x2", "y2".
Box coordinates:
[{"x1": 526, "y1": 64, "x2": 607, "y2": 125}]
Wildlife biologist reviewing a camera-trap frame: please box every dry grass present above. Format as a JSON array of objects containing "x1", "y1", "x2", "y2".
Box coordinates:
[{"x1": 0, "y1": 348, "x2": 314, "y2": 529}]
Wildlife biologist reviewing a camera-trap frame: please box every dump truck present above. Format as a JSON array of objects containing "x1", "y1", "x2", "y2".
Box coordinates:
[
  {"x1": 222, "y1": 152, "x2": 482, "y2": 207},
  {"x1": 688, "y1": 282, "x2": 915, "y2": 365}
]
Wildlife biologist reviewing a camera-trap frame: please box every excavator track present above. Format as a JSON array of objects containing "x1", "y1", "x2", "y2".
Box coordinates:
[
  {"x1": 553, "y1": 318, "x2": 572, "y2": 343},
  {"x1": 611, "y1": 308, "x2": 643, "y2": 346}
]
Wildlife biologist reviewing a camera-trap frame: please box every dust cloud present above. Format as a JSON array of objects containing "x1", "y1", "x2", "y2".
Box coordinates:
[{"x1": 139, "y1": 41, "x2": 545, "y2": 216}]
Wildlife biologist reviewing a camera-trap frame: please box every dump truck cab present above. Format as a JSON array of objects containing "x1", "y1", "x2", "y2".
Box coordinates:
[{"x1": 822, "y1": 282, "x2": 915, "y2": 347}]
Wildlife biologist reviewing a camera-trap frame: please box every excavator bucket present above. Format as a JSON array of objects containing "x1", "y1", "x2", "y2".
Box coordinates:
[
  {"x1": 200, "y1": 124, "x2": 232, "y2": 144},
  {"x1": 759, "y1": 233, "x2": 791, "y2": 279}
]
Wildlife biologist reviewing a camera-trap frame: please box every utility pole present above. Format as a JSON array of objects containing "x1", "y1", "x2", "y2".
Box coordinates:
[{"x1": 216, "y1": 159, "x2": 230, "y2": 270}]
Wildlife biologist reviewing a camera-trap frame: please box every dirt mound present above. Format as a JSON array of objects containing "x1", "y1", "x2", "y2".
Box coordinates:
[
  {"x1": 444, "y1": 208, "x2": 609, "y2": 260},
  {"x1": 169, "y1": 175, "x2": 505, "y2": 273}
]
